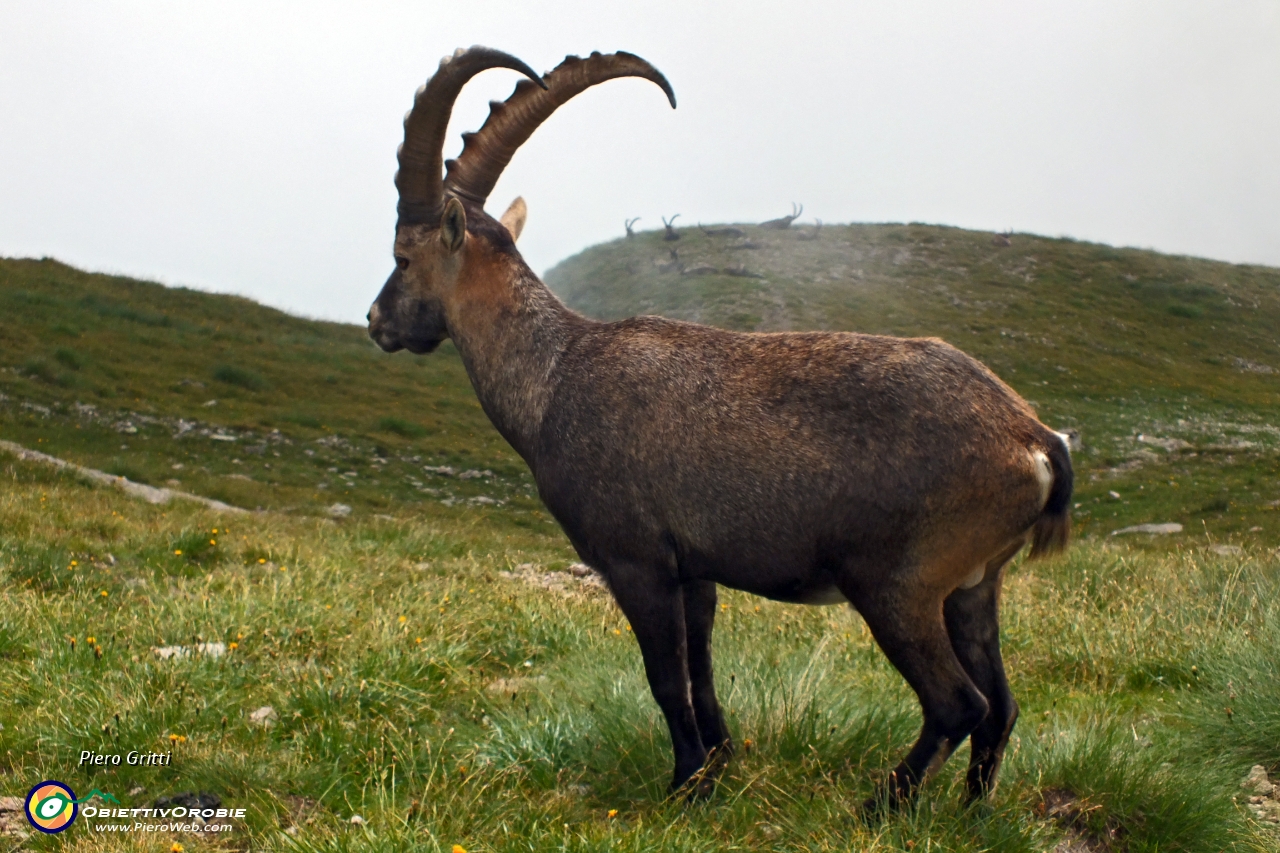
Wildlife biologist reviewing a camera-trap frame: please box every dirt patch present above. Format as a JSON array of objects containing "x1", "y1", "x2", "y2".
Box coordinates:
[
  {"x1": 0, "y1": 795, "x2": 30, "y2": 843},
  {"x1": 281, "y1": 795, "x2": 322, "y2": 836},
  {"x1": 1038, "y1": 787, "x2": 1127, "y2": 852}
]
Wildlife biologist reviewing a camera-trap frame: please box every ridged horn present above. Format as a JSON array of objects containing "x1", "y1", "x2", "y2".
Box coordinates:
[
  {"x1": 396, "y1": 46, "x2": 545, "y2": 226},
  {"x1": 444, "y1": 51, "x2": 676, "y2": 207}
]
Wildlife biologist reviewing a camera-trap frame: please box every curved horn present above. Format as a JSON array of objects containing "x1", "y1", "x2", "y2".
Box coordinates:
[
  {"x1": 396, "y1": 46, "x2": 545, "y2": 226},
  {"x1": 444, "y1": 51, "x2": 676, "y2": 207}
]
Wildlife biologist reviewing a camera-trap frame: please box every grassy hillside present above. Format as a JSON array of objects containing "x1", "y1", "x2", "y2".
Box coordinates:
[
  {"x1": 547, "y1": 223, "x2": 1280, "y2": 547},
  {"x1": 2, "y1": 248, "x2": 1280, "y2": 851},
  {"x1": 0, "y1": 257, "x2": 552, "y2": 527}
]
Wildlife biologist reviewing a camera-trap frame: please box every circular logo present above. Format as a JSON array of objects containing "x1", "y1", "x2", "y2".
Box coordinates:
[{"x1": 25, "y1": 781, "x2": 78, "y2": 834}]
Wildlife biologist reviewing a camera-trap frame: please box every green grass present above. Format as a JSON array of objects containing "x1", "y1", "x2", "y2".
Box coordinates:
[
  {"x1": 1, "y1": 455, "x2": 1276, "y2": 851},
  {"x1": 3, "y1": 239, "x2": 1280, "y2": 850},
  {"x1": 0, "y1": 256, "x2": 545, "y2": 521}
]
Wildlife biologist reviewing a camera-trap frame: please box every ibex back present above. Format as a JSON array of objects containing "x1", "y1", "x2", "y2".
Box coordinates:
[{"x1": 367, "y1": 47, "x2": 1072, "y2": 811}]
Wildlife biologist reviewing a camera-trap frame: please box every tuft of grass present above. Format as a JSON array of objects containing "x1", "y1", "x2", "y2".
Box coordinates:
[
  {"x1": 54, "y1": 347, "x2": 84, "y2": 370},
  {"x1": 213, "y1": 363, "x2": 270, "y2": 391},
  {"x1": 378, "y1": 416, "x2": 428, "y2": 438}
]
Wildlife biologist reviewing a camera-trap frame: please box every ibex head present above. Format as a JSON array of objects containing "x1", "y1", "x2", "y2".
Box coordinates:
[{"x1": 368, "y1": 48, "x2": 675, "y2": 353}]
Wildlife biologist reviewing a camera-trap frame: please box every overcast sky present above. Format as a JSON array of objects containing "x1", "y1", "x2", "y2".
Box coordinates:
[{"x1": 3, "y1": 2, "x2": 1278, "y2": 324}]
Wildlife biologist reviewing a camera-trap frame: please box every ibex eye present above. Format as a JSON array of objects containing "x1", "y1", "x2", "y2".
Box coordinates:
[{"x1": 395, "y1": 256, "x2": 409, "y2": 270}]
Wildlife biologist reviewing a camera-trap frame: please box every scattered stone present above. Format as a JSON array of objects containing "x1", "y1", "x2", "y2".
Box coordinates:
[
  {"x1": 1137, "y1": 434, "x2": 1192, "y2": 452},
  {"x1": 758, "y1": 823, "x2": 782, "y2": 840},
  {"x1": 327, "y1": 503, "x2": 352, "y2": 519},
  {"x1": 349, "y1": 814, "x2": 365, "y2": 825},
  {"x1": 249, "y1": 706, "x2": 277, "y2": 728},
  {"x1": 203, "y1": 399, "x2": 219, "y2": 407},
  {"x1": 1241, "y1": 765, "x2": 1280, "y2": 825},
  {"x1": 499, "y1": 563, "x2": 608, "y2": 598},
  {"x1": 152, "y1": 642, "x2": 227, "y2": 660},
  {"x1": 1108, "y1": 491, "x2": 1121, "y2": 499},
  {"x1": 1244, "y1": 765, "x2": 1275, "y2": 797},
  {"x1": 1233, "y1": 357, "x2": 1275, "y2": 375},
  {"x1": 1208, "y1": 544, "x2": 1243, "y2": 555},
  {"x1": 1111, "y1": 523, "x2": 1182, "y2": 536},
  {"x1": 564, "y1": 784, "x2": 592, "y2": 797},
  {"x1": 486, "y1": 676, "x2": 547, "y2": 695},
  {"x1": 128, "y1": 786, "x2": 146, "y2": 797}
]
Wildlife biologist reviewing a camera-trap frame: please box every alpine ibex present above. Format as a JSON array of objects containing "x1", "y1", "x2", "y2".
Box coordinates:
[
  {"x1": 662, "y1": 214, "x2": 681, "y2": 241},
  {"x1": 368, "y1": 47, "x2": 1073, "y2": 811},
  {"x1": 625, "y1": 217, "x2": 641, "y2": 238},
  {"x1": 761, "y1": 202, "x2": 803, "y2": 229}
]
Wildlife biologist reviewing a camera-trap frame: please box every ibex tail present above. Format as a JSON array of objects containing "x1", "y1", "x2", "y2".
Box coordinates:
[{"x1": 1028, "y1": 432, "x2": 1073, "y2": 559}]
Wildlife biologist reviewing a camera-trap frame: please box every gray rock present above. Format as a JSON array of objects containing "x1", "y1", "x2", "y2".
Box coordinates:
[{"x1": 1111, "y1": 523, "x2": 1182, "y2": 536}]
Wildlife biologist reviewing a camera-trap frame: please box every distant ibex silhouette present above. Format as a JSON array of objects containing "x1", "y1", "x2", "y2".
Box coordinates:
[
  {"x1": 662, "y1": 214, "x2": 681, "y2": 241},
  {"x1": 761, "y1": 202, "x2": 803, "y2": 229}
]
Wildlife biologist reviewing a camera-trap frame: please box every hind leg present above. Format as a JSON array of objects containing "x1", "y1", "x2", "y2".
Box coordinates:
[
  {"x1": 943, "y1": 543, "x2": 1023, "y2": 800},
  {"x1": 847, "y1": 580, "x2": 990, "y2": 811},
  {"x1": 683, "y1": 581, "x2": 732, "y2": 762}
]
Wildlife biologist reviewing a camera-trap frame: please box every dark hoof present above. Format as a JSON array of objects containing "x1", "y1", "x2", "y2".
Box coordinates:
[{"x1": 668, "y1": 769, "x2": 717, "y2": 802}]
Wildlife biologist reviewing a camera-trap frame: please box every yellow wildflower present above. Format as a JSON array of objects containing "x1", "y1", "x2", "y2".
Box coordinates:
[
  {"x1": 228, "y1": 642, "x2": 239, "y2": 651},
  {"x1": 607, "y1": 809, "x2": 618, "y2": 818},
  {"x1": 174, "y1": 549, "x2": 182, "y2": 555},
  {"x1": 452, "y1": 846, "x2": 467, "y2": 853},
  {"x1": 172, "y1": 844, "x2": 185, "y2": 852}
]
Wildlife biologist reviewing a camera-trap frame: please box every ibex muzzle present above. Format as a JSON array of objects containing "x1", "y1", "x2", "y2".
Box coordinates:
[{"x1": 368, "y1": 47, "x2": 1072, "y2": 813}]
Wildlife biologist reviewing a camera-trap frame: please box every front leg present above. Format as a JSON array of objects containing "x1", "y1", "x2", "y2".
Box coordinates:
[{"x1": 606, "y1": 563, "x2": 710, "y2": 795}]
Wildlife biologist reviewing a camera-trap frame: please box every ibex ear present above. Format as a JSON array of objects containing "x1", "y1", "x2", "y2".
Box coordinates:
[
  {"x1": 499, "y1": 196, "x2": 527, "y2": 242},
  {"x1": 440, "y1": 197, "x2": 467, "y2": 254}
]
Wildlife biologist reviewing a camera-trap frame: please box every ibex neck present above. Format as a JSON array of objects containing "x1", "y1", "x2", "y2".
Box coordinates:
[{"x1": 446, "y1": 252, "x2": 583, "y2": 465}]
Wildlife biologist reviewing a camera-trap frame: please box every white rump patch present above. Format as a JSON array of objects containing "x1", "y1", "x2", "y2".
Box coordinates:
[
  {"x1": 1031, "y1": 449, "x2": 1053, "y2": 506},
  {"x1": 958, "y1": 565, "x2": 986, "y2": 590},
  {"x1": 1053, "y1": 430, "x2": 1075, "y2": 454}
]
